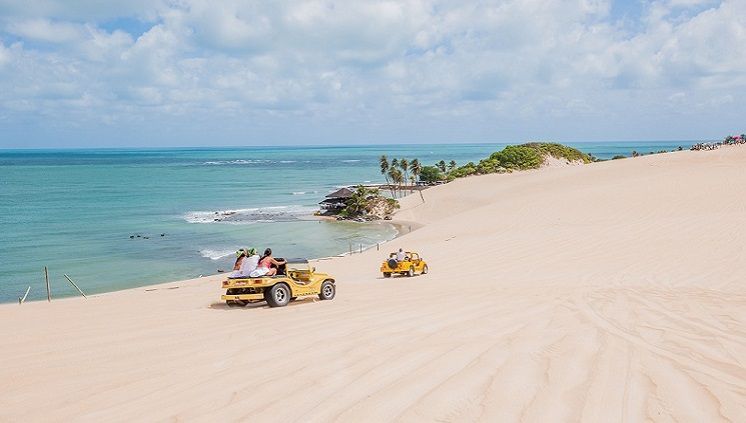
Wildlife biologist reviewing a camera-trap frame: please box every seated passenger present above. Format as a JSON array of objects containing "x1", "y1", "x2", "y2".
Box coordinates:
[
  {"x1": 229, "y1": 247, "x2": 259, "y2": 278},
  {"x1": 250, "y1": 248, "x2": 286, "y2": 277},
  {"x1": 232, "y1": 248, "x2": 248, "y2": 271},
  {"x1": 396, "y1": 248, "x2": 406, "y2": 262}
]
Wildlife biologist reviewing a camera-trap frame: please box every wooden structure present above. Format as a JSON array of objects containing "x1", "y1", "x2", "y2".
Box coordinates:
[{"x1": 319, "y1": 187, "x2": 355, "y2": 212}]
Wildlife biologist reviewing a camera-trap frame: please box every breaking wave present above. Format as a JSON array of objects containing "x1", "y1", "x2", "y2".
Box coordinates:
[{"x1": 199, "y1": 249, "x2": 235, "y2": 260}]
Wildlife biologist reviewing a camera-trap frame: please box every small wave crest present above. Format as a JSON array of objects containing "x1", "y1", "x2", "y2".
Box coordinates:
[
  {"x1": 184, "y1": 205, "x2": 317, "y2": 224},
  {"x1": 202, "y1": 159, "x2": 270, "y2": 165},
  {"x1": 201, "y1": 159, "x2": 301, "y2": 166},
  {"x1": 200, "y1": 249, "x2": 235, "y2": 260}
]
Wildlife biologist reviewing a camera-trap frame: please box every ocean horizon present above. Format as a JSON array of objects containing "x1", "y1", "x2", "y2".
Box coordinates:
[{"x1": 0, "y1": 141, "x2": 693, "y2": 303}]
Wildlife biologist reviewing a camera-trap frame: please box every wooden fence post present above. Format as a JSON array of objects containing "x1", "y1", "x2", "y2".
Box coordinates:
[
  {"x1": 44, "y1": 266, "x2": 51, "y2": 302},
  {"x1": 63, "y1": 274, "x2": 87, "y2": 299},
  {"x1": 18, "y1": 286, "x2": 30, "y2": 304}
]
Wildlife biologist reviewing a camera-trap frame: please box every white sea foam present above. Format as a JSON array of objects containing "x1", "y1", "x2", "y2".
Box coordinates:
[
  {"x1": 292, "y1": 191, "x2": 307, "y2": 195},
  {"x1": 201, "y1": 159, "x2": 271, "y2": 166},
  {"x1": 342, "y1": 159, "x2": 361, "y2": 163},
  {"x1": 200, "y1": 249, "x2": 235, "y2": 260},
  {"x1": 184, "y1": 205, "x2": 317, "y2": 224}
]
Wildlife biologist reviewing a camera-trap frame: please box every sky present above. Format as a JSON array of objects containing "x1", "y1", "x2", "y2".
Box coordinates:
[{"x1": 0, "y1": 0, "x2": 744, "y2": 148}]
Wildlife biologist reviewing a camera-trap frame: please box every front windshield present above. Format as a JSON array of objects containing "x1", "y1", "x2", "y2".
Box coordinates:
[{"x1": 286, "y1": 262, "x2": 310, "y2": 272}]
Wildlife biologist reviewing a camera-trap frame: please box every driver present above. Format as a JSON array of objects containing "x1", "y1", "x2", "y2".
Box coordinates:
[{"x1": 396, "y1": 248, "x2": 406, "y2": 262}]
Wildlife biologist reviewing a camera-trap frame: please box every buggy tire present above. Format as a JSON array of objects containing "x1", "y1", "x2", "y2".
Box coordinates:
[
  {"x1": 266, "y1": 284, "x2": 291, "y2": 307},
  {"x1": 383, "y1": 272, "x2": 391, "y2": 278},
  {"x1": 406, "y1": 268, "x2": 414, "y2": 277},
  {"x1": 319, "y1": 280, "x2": 336, "y2": 300},
  {"x1": 421, "y1": 265, "x2": 428, "y2": 275},
  {"x1": 387, "y1": 259, "x2": 398, "y2": 269}
]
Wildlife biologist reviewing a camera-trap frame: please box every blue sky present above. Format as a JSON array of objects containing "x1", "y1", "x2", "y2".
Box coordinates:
[{"x1": 0, "y1": 0, "x2": 743, "y2": 148}]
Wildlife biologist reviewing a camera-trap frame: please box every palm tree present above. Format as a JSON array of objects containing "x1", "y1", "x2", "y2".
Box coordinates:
[
  {"x1": 345, "y1": 185, "x2": 369, "y2": 216},
  {"x1": 448, "y1": 160, "x2": 457, "y2": 172},
  {"x1": 388, "y1": 167, "x2": 403, "y2": 198},
  {"x1": 411, "y1": 159, "x2": 421, "y2": 185},
  {"x1": 437, "y1": 160, "x2": 446, "y2": 173},
  {"x1": 400, "y1": 158, "x2": 409, "y2": 190},
  {"x1": 379, "y1": 155, "x2": 393, "y2": 197},
  {"x1": 390, "y1": 158, "x2": 400, "y2": 197}
]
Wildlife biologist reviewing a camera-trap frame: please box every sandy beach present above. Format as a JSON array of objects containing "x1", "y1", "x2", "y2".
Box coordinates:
[{"x1": 2, "y1": 147, "x2": 745, "y2": 422}]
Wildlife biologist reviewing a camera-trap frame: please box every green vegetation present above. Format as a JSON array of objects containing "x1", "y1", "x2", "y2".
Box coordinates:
[
  {"x1": 446, "y1": 142, "x2": 590, "y2": 179},
  {"x1": 418, "y1": 166, "x2": 445, "y2": 183},
  {"x1": 522, "y1": 142, "x2": 591, "y2": 163},
  {"x1": 375, "y1": 142, "x2": 590, "y2": 193},
  {"x1": 339, "y1": 185, "x2": 399, "y2": 219}
]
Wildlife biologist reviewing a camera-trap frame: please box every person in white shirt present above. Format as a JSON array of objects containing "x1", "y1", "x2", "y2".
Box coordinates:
[
  {"x1": 230, "y1": 247, "x2": 259, "y2": 278},
  {"x1": 396, "y1": 248, "x2": 406, "y2": 262}
]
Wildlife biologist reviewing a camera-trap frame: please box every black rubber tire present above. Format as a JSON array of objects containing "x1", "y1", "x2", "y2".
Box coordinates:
[
  {"x1": 266, "y1": 284, "x2": 291, "y2": 307},
  {"x1": 421, "y1": 265, "x2": 428, "y2": 275},
  {"x1": 407, "y1": 268, "x2": 414, "y2": 277},
  {"x1": 383, "y1": 272, "x2": 391, "y2": 278},
  {"x1": 387, "y1": 259, "x2": 398, "y2": 269},
  {"x1": 318, "y1": 280, "x2": 336, "y2": 300}
]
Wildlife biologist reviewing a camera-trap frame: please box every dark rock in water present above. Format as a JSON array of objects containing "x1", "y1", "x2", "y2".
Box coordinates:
[
  {"x1": 217, "y1": 269, "x2": 225, "y2": 273},
  {"x1": 214, "y1": 218, "x2": 220, "y2": 222},
  {"x1": 160, "y1": 233, "x2": 165, "y2": 237},
  {"x1": 130, "y1": 235, "x2": 135, "y2": 239},
  {"x1": 143, "y1": 236, "x2": 149, "y2": 239},
  {"x1": 136, "y1": 235, "x2": 141, "y2": 238}
]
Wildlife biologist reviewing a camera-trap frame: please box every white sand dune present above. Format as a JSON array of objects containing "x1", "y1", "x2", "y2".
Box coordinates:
[{"x1": 2, "y1": 148, "x2": 746, "y2": 422}]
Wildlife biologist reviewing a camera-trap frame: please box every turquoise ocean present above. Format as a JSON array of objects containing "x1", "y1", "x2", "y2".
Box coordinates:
[{"x1": 0, "y1": 142, "x2": 692, "y2": 303}]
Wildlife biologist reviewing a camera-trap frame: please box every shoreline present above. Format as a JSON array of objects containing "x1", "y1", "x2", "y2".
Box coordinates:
[{"x1": 1, "y1": 214, "x2": 416, "y2": 307}]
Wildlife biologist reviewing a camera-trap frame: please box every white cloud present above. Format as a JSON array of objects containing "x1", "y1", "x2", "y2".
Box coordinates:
[
  {"x1": 0, "y1": 41, "x2": 8, "y2": 66},
  {"x1": 7, "y1": 19, "x2": 85, "y2": 43},
  {"x1": 0, "y1": 0, "x2": 743, "y2": 147}
]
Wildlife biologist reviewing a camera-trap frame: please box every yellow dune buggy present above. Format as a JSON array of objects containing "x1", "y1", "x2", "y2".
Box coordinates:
[
  {"x1": 380, "y1": 252, "x2": 429, "y2": 278},
  {"x1": 221, "y1": 258, "x2": 336, "y2": 307}
]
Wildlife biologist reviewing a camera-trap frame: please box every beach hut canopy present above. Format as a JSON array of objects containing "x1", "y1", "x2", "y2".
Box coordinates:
[{"x1": 325, "y1": 187, "x2": 355, "y2": 199}]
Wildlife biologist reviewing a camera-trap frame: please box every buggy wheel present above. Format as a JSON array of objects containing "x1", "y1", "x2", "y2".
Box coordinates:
[
  {"x1": 406, "y1": 268, "x2": 414, "y2": 277},
  {"x1": 319, "y1": 281, "x2": 336, "y2": 300},
  {"x1": 421, "y1": 265, "x2": 428, "y2": 275},
  {"x1": 383, "y1": 272, "x2": 391, "y2": 278},
  {"x1": 266, "y1": 284, "x2": 291, "y2": 307}
]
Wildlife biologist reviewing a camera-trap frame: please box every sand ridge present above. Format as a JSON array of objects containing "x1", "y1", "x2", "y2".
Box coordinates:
[{"x1": 1, "y1": 148, "x2": 745, "y2": 422}]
